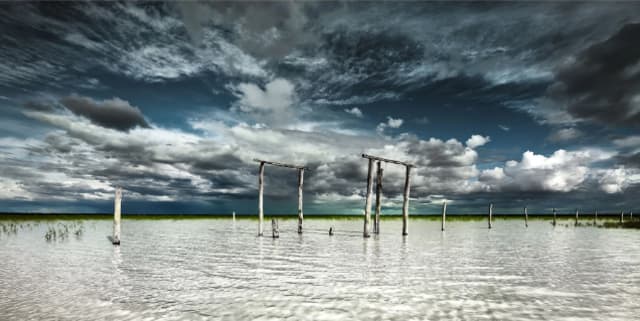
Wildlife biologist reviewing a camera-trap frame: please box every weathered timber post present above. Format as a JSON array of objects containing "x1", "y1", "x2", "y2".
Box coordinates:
[
  {"x1": 258, "y1": 162, "x2": 265, "y2": 236},
  {"x1": 488, "y1": 203, "x2": 493, "y2": 229},
  {"x1": 254, "y1": 158, "x2": 309, "y2": 237},
  {"x1": 575, "y1": 208, "x2": 579, "y2": 226},
  {"x1": 594, "y1": 210, "x2": 598, "y2": 225},
  {"x1": 361, "y1": 154, "x2": 414, "y2": 236},
  {"x1": 402, "y1": 165, "x2": 412, "y2": 236},
  {"x1": 552, "y1": 208, "x2": 557, "y2": 226},
  {"x1": 374, "y1": 161, "x2": 383, "y2": 234},
  {"x1": 441, "y1": 200, "x2": 447, "y2": 231},
  {"x1": 112, "y1": 187, "x2": 122, "y2": 245},
  {"x1": 272, "y1": 218, "x2": 279, "y2": 238},
  {"x1": 620, "y1": 211, "x2": 624, "y2": 223},
  {"x1": 363, "y1": 158, "x2": 374, "y2": 238},
  {"x1": 297, "y1": 168, "x2": 304, "y2": 234},
  {"x1": 329, "y1": 227, "x2": 334, "y2": 236},
  {"x1": 524, "y1": 207, "x2": 528, "y2": 228}
]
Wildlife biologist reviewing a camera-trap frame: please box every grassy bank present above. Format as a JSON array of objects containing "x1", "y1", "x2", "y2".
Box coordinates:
[
  {"x1": 602, "y1": 221, "x2": 640, "y2": 229},
  {"x1": 0, "y1": 212, "x2": 632, "y2": 221}
]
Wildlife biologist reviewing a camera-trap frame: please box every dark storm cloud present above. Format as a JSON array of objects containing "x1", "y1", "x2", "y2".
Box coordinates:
[
  {"x1": 549, "y1": 23, "x2": 640, "y2": 126},
  {"x1": 59, "y1": 95, "x2": 149, "y2": 131},
  {"x1": 3, "y1": 1, "x2": 640, "y2": 214},
  {"x1": 175, "y1": 1, "x2": 316, "y2": 58},
  {"x1": 321, "y1": 30, "x2": 424, "y2": 83}
]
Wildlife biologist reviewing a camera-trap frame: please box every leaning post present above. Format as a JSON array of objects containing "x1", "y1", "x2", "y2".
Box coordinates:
[
  {"x1": 441, "y1": 200, "x2": 447, "y2": 231},
  {"x1": 402, "y1": 165, "x2": 412, "y2": 236},
  {"x1": 297, "y1": 168, "x2": 304, "y2": 234},
  {"x1": 112, "y1": 187, "x2": 122, "y2": 245},
  {"x1": 258, "y1": 162, "x2": 265, "y2": 236},
  {"x1": 363, "y1": 158, "x2": 374, "y2": 238}
]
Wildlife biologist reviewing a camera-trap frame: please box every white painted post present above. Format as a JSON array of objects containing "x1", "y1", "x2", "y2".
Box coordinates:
[
  {"x1": 552, "y1": 208, "x2": 557, "y2": 226},
  {"x1": 374, "y1": 161, "x2": 383, "y2": 234},
  {"x1": 297, "y1": 168, "x2": 304, "y2": 234},
  {"x1": 524, "y1": 207, "x2": 528, "y2": 228},
  {"x1": 232, "y1": 211, "x2": 236, "y2": 221},
  {"x1": 363, "y1": 158, "x2": 374, "y2": 238},
  {"x1": 112, "y1": 187, "x2": 122, "y2": 245},
  {"x1": 441, "y1": 200, "x2": 447, "y2": 231},
  {"x1": 575, "y1": 208, "x2": 579, "y2": 226},
  {"x1": 258, "y1": 162, "x2": 265, "y2": 236},
  {"x1": 620, "y1": 211, "x2": 624, "y2": 223},
  {"x1": 488, "y1": 203, "x2": 493, "y2": 229},
  {"x1": 402, "y1": 165, "x2": 412, "y2": 236}
]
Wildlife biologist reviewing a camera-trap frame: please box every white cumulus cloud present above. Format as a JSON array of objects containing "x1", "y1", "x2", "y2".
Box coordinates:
[
  {"x1": 466, "y1": 135, "x2": 490, "y2": 148},
  {"x1": 376, "y1": 116, "x2": 403, "y2": 133},
  {"x1": 233, "y1": 78, "x2": 295, "y2": 113},
  {"x1": 480, "y1": 149, "x2": 616, "y2": 192}
]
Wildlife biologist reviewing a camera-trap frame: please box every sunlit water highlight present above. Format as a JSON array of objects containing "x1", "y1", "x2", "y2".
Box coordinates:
[{"x1": 1, "y1": 218, "x2": 639, "y2": 320}]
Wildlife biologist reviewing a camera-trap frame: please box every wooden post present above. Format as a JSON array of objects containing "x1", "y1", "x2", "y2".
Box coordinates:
[
  {"x1": 112, "y1": 187, "x2": 122, "y2": 245},
  {"x1": 329, "y1": 227, "x2": 334, "y2": 236},
  {"x1": 374, "y1": 161, "x2": 383, "y2": 234},
  {"x1": 402, "y1": 165, "x2": 411, "y2": 236},
  {"x1": 594, "y1": 210, "x2": 598, "y2": 225},
  {"x1": 363, "y1": 158, "x2": 374, "y2": 238},
  {"x1": 297, "y1": 168, "x2": 304, "y2": 234},
  {"x1": 232, "y1": 211, "x2": 236, "y2": 221},
  {"x1": 575, "y1": 208, "x2": 579, "y2": 226},
  {"x1": 524, "y1": 206, "x2": 528, "y2": 228},
  {"x1": 258, "y1": 162, "x2": 265, "y2": 236},
  {"x1": 552, "y1": 208, "x2": 557, "y2": 226},
  {"x1": 488, "y1": 203, "x2": 493, "y2": 229},
  {"x1": 441, "y1": 200, "x2": 447, "y2": 231},
  {"x1": 631, "y1": 211, "x2": 633, "y2": 221},
  {"x1": 272, "y1": 218, "x2": 279, "y2": 238},
  {"x1": 620, "y1": 211, "x2": 624, "y2": 223},
  {"x1": 253, "y1": 158, "x2": 308, "y2": 236}
]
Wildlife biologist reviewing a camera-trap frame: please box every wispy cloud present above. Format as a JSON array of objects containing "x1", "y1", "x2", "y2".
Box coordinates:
[{"x1": 344, "y1": 107, "x2": 363, "y2": 118}]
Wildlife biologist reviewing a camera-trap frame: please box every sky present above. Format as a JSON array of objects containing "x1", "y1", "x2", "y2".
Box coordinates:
[{"x1": 1, "y1": 1, "x2": 640, "y2": 215}]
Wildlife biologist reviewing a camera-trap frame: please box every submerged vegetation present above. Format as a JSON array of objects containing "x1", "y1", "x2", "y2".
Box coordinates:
[
  {"x1": 0, "y1": 220, "x2": 85, "y2": 241},
  {"x1": 44, "y1": 221, "x2": 84, "y2": 242},
  {"x1": 0, "y1": 221, "x2": 37, "y2": 237}
]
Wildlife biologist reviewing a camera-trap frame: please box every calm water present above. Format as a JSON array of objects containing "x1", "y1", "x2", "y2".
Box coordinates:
[{"x1": 1, "y1": 218, "x2": 639, "y2": 321}]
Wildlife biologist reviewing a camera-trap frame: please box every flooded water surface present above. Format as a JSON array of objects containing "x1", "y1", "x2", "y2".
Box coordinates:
[{"x1": 1, "y1": 218, "x2": 639, "y2": 320}]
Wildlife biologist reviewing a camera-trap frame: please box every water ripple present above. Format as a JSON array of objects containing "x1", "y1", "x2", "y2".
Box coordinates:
[{"x1": 1, "y1": 219, "x2": 639, "y2": 320}]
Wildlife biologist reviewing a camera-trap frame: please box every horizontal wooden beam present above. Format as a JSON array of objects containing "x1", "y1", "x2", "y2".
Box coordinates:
[
  {"x1": 253, "y1": 158, "x2": 308, "y2": 170},
  {"x1": 361, "y1": 154, "x2": 414, "y2": 167}
]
